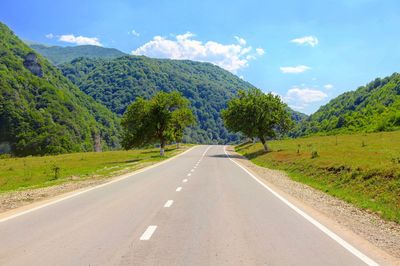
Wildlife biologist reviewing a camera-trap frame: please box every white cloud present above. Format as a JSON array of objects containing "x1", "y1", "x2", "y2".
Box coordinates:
[
  {"x1": 280, "y1": 65, "x2": 311, "y2": 74},
  {"x1": 131, "y1": 30, "x2": 140, "y2": 37},
  {"x1": 290, "y1": 36, "x2": 319, "y2": 47},
  {"x1": 58, "y1": 34, "x2": 102, "y2": 46},
  {"x1": 45, "y1": 33, "x2": 54, "y2": 39},
  {"x1": 132, "y1": 32, "x2": 264, "y2": 73},
  {"x1": 287, "y1": 88, "x2": 327, "y2": 103},
  {"x1": 256, "y1": 48, "x2": 265, "y2": 55},
  {"x1": 283, "y1": 87, "x2": 327, "y2": 109},
  {"x1": 234, "y1": 36, "x2": 246, "y2": 46},
  {"x1": 246, "y1": 55, "x2": 256, "y2": 60},
  {"x1": 324, "y1": 84, "x2": 334, "y2": 90}
]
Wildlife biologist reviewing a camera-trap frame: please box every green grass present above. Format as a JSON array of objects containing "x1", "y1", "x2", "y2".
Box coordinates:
[
  {"x1": 235, "y1": 131, "x2": 400, "y2": 223},
  {"x1": 0, "y1": 145, "x2": 191, "y2": 193}
]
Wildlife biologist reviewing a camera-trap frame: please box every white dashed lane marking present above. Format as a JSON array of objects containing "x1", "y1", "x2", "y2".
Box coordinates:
[
  {"x1": 176, "y1": 187, "x2": 182, "y2": 192},
  {"x1": 164, "y1": 200, "x2": 174, "y2": 208},
  {"x1": 140, "y1": 225, "x2": 157, "y2": 240}
]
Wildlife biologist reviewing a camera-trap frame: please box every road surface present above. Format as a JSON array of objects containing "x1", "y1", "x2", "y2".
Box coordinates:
[{"x1": 0, "y1": 145, "x2": 378, "y2": 265}]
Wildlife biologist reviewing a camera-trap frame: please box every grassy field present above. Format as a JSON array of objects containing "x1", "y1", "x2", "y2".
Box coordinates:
[
  {"x1": 0, "y1": 145, "x2": 191, "y2": 193},
  {"x1": 236, "y1": 131, "x2": 400, "y2": 223}
]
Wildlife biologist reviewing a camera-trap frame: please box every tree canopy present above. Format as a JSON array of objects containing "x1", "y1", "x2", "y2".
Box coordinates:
[
  {"x1": 222, "y1": 88, "x2": 293, "y2": 151},
  {"x1": 121, "y1": 91, "x2": 195, "y2": 155}
]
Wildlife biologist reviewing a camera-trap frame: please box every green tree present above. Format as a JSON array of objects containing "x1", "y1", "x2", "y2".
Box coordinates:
[
  {"x1": 222, "y1": 88, "x2": 293, "y2": 151},
  {"x1": 121, "y1": 91, "x2": 195, "y2": 156},
  {"x1": 171, "y1": 108, "x2": 196, "y2": 148}
]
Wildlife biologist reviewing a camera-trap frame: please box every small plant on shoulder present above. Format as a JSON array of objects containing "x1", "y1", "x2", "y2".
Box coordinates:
[
  {"x1": 311, "y1": 150, "x2": 319, "y2": 159},
  {"x1": 51, "y1": 164, "x2": 61, "y2": 180},
  {"x1": 361, "y1": 140, "x2": 366, "y2": 147},
  {"x1": 297, "y1": 144, "x2": 301, "y2": 155}
]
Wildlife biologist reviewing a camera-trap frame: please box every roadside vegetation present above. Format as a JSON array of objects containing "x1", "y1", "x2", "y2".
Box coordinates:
[
  {"x1": 222, "y1": 88, "x2": 292, "y2": 151},
  {"x1": 0, "y1": 145, "x2": 190, "y2": 193},
  {"x1": 121, "y1": 91, "x2": 196, "y2": 156},
  {"x1": 235, "y1": 131, "x2": 400, "y2": 223}
]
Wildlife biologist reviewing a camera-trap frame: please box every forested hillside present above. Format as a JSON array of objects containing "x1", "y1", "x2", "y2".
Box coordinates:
[
  {"x1": 292, "y1": 73, "x2": 400, "y2": 136},
  {"x1": 0, "y1": 22, "x2": 121, "y2": 156},
  {"x1": 60, "y1": 56, "x2": 257, "y2": 144},
  {"x1": 30, "y1": 44, "x2": 126, "y2": 65},
  {"x1": 289, "y1": 109, "x2": 308, "y2": 123}
]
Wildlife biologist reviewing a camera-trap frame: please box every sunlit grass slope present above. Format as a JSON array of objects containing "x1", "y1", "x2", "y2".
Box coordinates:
[
  {"x1": 0, "y1": 146, "x2": 190, "y2": 193},
  {"x1": 236, "y1": 131, "x2": 400, "y2": 223}
]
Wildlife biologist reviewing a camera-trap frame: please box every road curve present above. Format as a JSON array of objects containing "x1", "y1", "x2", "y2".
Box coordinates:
[{"x1": 0, "y1": 145, "x2": 378, "y2": 265}]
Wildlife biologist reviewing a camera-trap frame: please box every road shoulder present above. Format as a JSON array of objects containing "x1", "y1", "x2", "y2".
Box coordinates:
[{"x1": 226, "y1": 146, "x2": 400, "y2": 265}]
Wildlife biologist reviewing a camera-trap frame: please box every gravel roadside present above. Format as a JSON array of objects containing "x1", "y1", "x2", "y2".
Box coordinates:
[
  {"x1": 226, "y1": 146, "x2": 400, "y2": 263},
  {"x1": 0, "y1": 178, "x2": 111, "y2": 214}
]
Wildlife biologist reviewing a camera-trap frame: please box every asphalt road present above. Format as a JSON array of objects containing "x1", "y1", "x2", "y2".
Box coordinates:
[{"x1": 0, "y1": 145, "x2": 378, "y2": 265}]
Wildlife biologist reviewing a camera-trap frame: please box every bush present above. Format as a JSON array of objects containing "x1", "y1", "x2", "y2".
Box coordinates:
[{"x1": 311, "y1": 151, "x2": 319, "y2": 159}]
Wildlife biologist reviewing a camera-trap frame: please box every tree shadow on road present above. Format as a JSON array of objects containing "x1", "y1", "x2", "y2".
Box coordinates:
[{"x1": 208, "y1": 154, "x2": 243, "y2": 159}]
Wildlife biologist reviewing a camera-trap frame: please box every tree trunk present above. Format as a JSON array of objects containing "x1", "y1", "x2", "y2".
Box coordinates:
[
  {"x1": 160, "y1": 139, "x2": 166, "y2": 156},
  {"x1": 259, "y1": 136, "x2": 268, "y2": 152},
  {"x1": 94, "y1": 133, "x2": 102, "y2": 152}
]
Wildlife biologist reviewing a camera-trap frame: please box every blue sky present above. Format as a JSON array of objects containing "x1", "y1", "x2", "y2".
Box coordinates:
[{"x1": 1, "y1": 0, "x2": 400, "y2": 114}]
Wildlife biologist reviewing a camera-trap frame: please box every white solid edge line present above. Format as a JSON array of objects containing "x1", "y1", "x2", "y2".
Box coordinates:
[
  {"x1": 0, "y1": 146, "x2": 199, "y2": 224},
  {"x1": 164, "y1": 200, "x2": 174, "y2": 208},
  {"x1": 140, "y1": 225, "x2": 157, "y2": 240},
  {"x1": 176, "y1": 187, "x2": 182, "y2": 192},
  {"x1": 223, "y1": 146, "x2": 379, "y2": 266}
]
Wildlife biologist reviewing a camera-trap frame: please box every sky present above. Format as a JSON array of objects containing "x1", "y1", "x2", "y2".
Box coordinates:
[{"x1": 1, "y1": 0, "x2": 400, "y2": 114}]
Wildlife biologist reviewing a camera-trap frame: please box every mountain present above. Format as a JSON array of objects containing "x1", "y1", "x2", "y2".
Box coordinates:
[
  {"x1": 60, "y1": 56, "x2": 256, "y2": 144},
  {"x1": 0, "y1": 22, "x2": 121, "y2": 156},
  {"x1": 292, "y1": 73, "x2": 400, "y2": 136},
  {"x1": 29, "y1": 44, "x2": 127, "y2": 65},
  {"x1": 289, "y1": 109, "x2": 308, "y2": 123}
]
